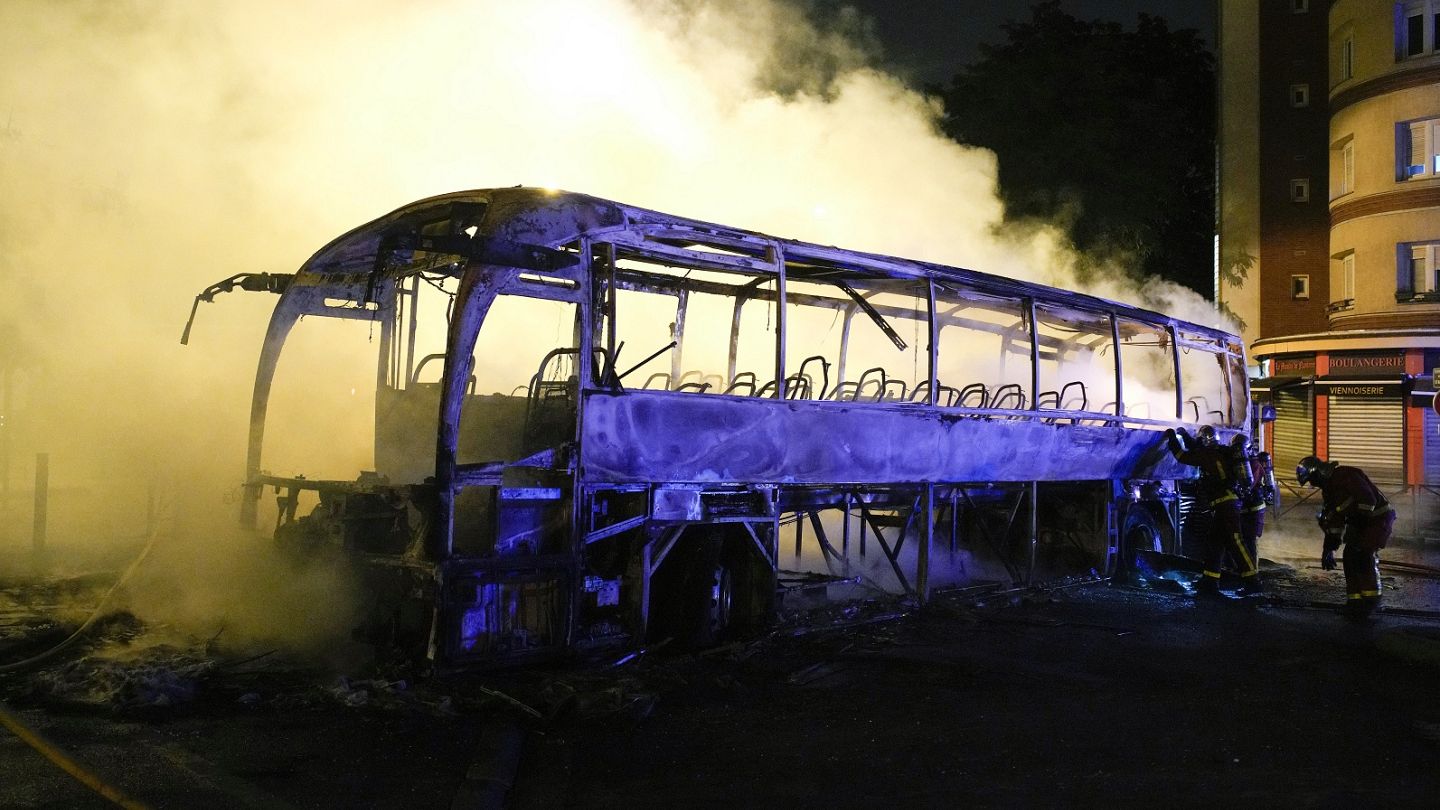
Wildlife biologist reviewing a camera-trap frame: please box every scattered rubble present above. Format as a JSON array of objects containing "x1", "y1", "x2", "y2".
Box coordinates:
[{"x1": 28, "y1": 643, "x2": 214, "y2": 710}]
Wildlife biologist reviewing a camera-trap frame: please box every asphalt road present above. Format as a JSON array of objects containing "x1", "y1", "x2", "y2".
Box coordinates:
[{"x1": 2, "y1": 540, "x2": 1439, "y2": 808}]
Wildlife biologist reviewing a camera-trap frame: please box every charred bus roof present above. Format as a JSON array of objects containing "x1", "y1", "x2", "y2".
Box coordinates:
[{"x1": 290, "y1": 186, "x2": 1240, "y2": 353}]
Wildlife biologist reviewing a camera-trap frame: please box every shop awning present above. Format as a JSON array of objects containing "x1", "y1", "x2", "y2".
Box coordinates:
[
  {"x1": 1314, "y1": 375, "x2": 1408, "y2": 397},
  {"x1": 1248, "y1": 375, "x2": 1308, "y2": 395}
]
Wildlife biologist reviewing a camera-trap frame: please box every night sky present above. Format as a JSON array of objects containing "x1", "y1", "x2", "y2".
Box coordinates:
[{"x1": 834, "y1": 0, "x2": 1217, "y2": 86}]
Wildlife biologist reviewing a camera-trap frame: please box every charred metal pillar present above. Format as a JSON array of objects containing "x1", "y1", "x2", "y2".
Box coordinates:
[
  {"x1": 769, "y1": 244, "x2": 787, "y2": 399},
  {"x1": 1025, "y1": 298, "x2": 1039, "y2": 412},
  {"x1": 1109, "y1": 314, "x2": 1124, "y2": 417},
  {"x1": 926, "y1": 280, "x2": 938, "y2": 407},
  {"x1": 1026, "y1": 481, "x2": 1038, "y2": 584},
  {"x1": 918, "y1": 483, "x2": 933, "y2": 602},
  {"x1": 671, "y1": 289, "x2": 689, "y2": 384},
  {"x1": 858, "y1": 497, "x2": 867, "y2": 556},
  {"x1": 1168, "y1": 324, "x2": 1183, "y2": 420},
  {"x1": 604, "y1": 242, "x2": 618, "y2": 373},
  {"x1": 639, "y1": 526, "x2": 682, "y2": 640},
  {"x1": 836, "y1": 309, "x2": 854, "y2": 388}
]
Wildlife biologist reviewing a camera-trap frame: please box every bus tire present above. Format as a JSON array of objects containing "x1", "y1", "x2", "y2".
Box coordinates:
[
  {"x1": 652, "y1": 531, "x2": 774, "y2": 648},
  {"x1": 1118, "y1": 503, "x2": 1164, "y2": 576},
  {"x1": 643, "y1": 535, "x2": 727, "y2": 648},
  {"x1": 690, "y1": 538, "x2": 733, "y2": 648},
  {"x1": 723, "y1": 533, "x2": 776, "y2": 636}
]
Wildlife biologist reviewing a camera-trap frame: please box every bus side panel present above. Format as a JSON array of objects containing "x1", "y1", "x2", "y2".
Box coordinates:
[{"x1": 579, "y1": 390, "x2": 1199, "y2": 486}]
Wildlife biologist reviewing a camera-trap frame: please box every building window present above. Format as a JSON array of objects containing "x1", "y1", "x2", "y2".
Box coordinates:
[
  {"x1": 1340, "y1": 35, "x2": 1355, "y2": 81},
  {"x1": 1399, "y1": 1, "x2": 1437, "y2": 59},
  {"x1": 1400, "y1": 117, "x2": 1440, "y2": 179},
  {"x1": 1292, "y1": 0, "x2": 1308, "y2": 12},
  {"x1": 1292, "y1": 274, "x2": 1311, "y2": 300},
  {"x1": 1399, "y1": 242, "x2": 1440, "y2": 301},
  {"x1": 1329, "y1": 253, "x2": 1356, "y2": 312},
  {"x1": 1290, "y1": 84, "x2": 1310, "y2": 107},
  {"x1": 1343, "y1": 142, "x2": 1355, "y2": 195},
  {"x1": 1290, "y1": 178, "x2": 1310, "y2": 202},
  {"x1": 1332, "y1": 139, "x2": 1355, "y2": 198}
]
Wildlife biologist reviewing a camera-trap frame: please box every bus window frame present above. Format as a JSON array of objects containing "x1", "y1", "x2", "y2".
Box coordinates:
[{"x1": 563, "y1": 231, "x2": 1246, "y2": 428}]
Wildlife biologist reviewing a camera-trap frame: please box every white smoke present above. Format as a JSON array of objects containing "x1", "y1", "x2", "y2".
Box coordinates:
[{"x1": 0, "y1": 1, "x2": 1229, "y2": 634}]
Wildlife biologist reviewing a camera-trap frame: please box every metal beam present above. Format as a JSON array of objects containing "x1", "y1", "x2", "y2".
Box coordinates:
[{"x1": 919, "y1": 483, "x2": 933, "y2": 602}]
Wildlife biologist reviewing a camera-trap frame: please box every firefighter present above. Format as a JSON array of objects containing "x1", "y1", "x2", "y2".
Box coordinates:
[
  {"x1": 1296, "y1": 456, "x2": 1394, "y2": 617},
  {"x1": 1165, "y1": 425, "x2": 1245, "y2": 596},
  {"x1": 1230, "y1": 434, "x2": 1274, "y2": 595}
]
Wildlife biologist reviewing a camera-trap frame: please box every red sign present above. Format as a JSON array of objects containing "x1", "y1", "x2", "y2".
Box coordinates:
[
  {"x1": 1328, "y1": 352, "x2": 1405, "y2": 373},
  {"x1": 1271, "y1": 355, "x2": 1315, "y2": 375}
]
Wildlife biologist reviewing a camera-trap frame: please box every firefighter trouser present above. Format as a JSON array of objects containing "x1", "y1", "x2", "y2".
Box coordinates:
[
  {"x1": 1340, "y1": 509, "x2": 1395, "y2": 609},
  {"x1": 1234, "y1": 504, "x2": 1265, "y2": 578},
  {"x1": 1202, "y1": 498, "x2": 1250, "y2": 583}
]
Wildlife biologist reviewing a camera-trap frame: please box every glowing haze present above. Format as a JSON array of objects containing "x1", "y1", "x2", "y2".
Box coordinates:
[{"x1": 0, "y1": 1, "x2": 1225, "y2": 641}]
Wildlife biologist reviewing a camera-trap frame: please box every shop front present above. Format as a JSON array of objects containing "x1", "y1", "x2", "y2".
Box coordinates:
[
  {"x1": 1317, "y1": 375, "x2": 1406, "y2": 484},
  {"x1": 1252, "y1": 355, "x2": 1315, "y2": 483},
  {"x1": 1250, "y1": 347, "x2": 1434, "y2": 487}
]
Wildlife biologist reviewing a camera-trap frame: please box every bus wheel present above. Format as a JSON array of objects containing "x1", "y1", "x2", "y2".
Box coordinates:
[
  {"x1": 643, "y1": 536, "x2": 725, "y2": 648},
  {"x1": 1118, "y1": 504, "x2": 1163, "y2": 578},
  {"x1": 723, "y1": 532, "x2": 776, "y2": 636},
  {"x1": 702, "y1": 550, "x2": 734, "y2": 643},
  {"x1": 649, "y1": 532, "x2": 773, "y2": 648},
  {"x1": 681, "y1": 538, "x2": 732, "y2": 648}
]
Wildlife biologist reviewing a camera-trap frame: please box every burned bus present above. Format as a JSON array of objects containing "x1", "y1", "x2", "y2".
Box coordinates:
[{"x1": 190, "y1": 187, "x2": 1249, "y2": 668}]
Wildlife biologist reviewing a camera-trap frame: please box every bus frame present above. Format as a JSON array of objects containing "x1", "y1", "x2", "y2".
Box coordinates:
[{"x1": 214, "y1": 187, "x2": 1249, "y2": 669}]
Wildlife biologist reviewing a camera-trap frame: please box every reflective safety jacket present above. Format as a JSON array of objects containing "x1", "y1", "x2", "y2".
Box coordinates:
[
  {"x1": 1167, "y1": 434, "x2": 1239, "y2": 507},
  {"x1": 1319, "y1": 465, "x2": 1392, "y2": 550}
]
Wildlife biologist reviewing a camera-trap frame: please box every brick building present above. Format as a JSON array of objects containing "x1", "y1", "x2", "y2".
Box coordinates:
[{"x1": 1219, "y1": 0, "x2": 1440, "y2": 505}]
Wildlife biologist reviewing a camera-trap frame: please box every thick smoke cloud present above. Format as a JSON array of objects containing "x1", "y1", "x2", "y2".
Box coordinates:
[{"x1": 0, "y1": 1, "x2": 1227, "y2": 643}]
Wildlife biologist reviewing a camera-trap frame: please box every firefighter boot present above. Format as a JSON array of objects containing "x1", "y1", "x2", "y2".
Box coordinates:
[
  {"x1": 1238, "y1": 574, "x2": 1265, "y2": 596},
  {"x1": 1342, "y1": 594, "x2": 1378, "y2": 619},
  {"x1": 1193, "y1": 573, "x2": 1222, "y2": 599}
]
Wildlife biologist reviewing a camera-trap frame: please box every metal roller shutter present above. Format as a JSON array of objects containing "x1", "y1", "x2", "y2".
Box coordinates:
[
  {"x1": 1426, "y1": 404, "x2": 1440, "y2": 486},
  {"x1": 1272, "y1": 386, "x2": 1313, "y2": 481},
  {"x1": 1328, "y1": 395, "x2": 1404, "y2": 484}
]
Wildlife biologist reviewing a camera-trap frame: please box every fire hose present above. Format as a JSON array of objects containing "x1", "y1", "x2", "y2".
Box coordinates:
[
  {"x1": 0, "y1": 703, "x2": 150, "y2": 809},
  {"x1": 0, "y1": 526, "x2": 159, "y2": 673},
  {"x1": 0, "y1": 528, "x2": 162, "y2": 808}
]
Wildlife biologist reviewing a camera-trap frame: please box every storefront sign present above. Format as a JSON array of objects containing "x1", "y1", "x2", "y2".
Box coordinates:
[
  {"x1": 1326, "y1": 383, "x2": 1400, "y2": 397},
  {"x1": 1328, "y1": 352, "x2": 1405, "y2": 374},
  {"x1": 1316, "y1": 377, "x2": 1405, "y2": 397},
  {"x1": 1270, "y1": 355, "x2": 1315, "y2": 376}
]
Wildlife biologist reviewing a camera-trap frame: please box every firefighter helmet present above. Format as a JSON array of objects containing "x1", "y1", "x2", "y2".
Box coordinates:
[
  {"x1": 1196, "y1": 424, "x2": 1219, "y2": 447},
  {"x1": 1295, "y1": 455, "x2": 1335, "y2": 487},
  {"x1": 1230, "y1": 433, "x2": 1250, "y2": 453}
]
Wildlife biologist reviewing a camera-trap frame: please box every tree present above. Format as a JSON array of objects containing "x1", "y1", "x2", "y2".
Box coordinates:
[{"x1": 936, "y1": 2, "x2": 1216, "y2": 297}]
